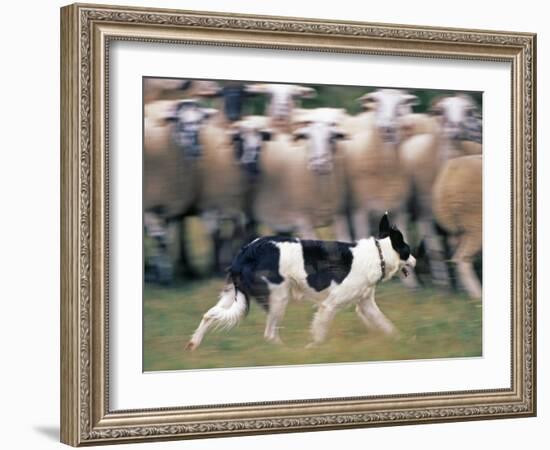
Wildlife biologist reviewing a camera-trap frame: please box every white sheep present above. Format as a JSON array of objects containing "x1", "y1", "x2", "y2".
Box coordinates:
[
  {"x1": 432, "y1": 155, "x2": 482, "y2": 298},
  {"x1": 232, "y1": 109, "x2": 349, "y2": 239},
  {"x1": 342, "y1": 92, "x2": 414, "y2": 231},
  {"x1": 143, "y1": 99, "x2": 216, "y2": 282},
  {"x1": 194, "y1": 113, "x2": 268, "y2": 271},
  {"x1": 338, "y1": 89, "x2": 425, "y2": 286},
  {"x1": 398, "y1": 94, "x2": 483, "y2": 285}
]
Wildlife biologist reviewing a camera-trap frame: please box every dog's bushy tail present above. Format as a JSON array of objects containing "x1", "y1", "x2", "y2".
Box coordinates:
[
  {"x1": 186, "y1": 277, "x2": 249, "y2": 351},
  {"x1": 187, "y1": 237, "x2": 276, "y2": 351}
]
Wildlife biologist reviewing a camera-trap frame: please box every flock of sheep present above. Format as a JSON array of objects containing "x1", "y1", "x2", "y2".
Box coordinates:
[{"x1": 144, "y1": 78, "x2": 483, "y2": 298}]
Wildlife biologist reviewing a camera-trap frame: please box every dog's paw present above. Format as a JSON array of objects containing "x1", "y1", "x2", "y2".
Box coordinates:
[
  {"x1": 388, "y1": 329, "x2": 402, "y2": 341},
  {"x1": 264, "y1": 337, "x2": 285, "y2": 346},
  {"x1": 185, "y1": 341, "x2": 197, "y2": 351}
]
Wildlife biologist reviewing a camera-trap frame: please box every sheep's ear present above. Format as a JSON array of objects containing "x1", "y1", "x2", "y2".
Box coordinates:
[
  {"x1": 459, "y1": 93, "x2": 475, "y2": 104},
  {"x1": 296, "y1": 86, "x2": 316, "y2": 99},
  {"x1": 245, "y1": 83, "x2": 268, "y2": 94},
  {"x1": 177, "y1": 80, "x2": 192, "y2": 91},
  {"x1": 402, "y1": 94, "x2": 419, "y2": 107},
  {"x1": 201, "y1": 108, "x2": 218, "y2": 120},
  {"x1": 357, "y1": 92, "x2": 377, "y2": 111},
  {"x1": 196, "y1": 86, "x2": 222, "y2": 97},
  {"x1": 429, "y1": 95, "x2": 445, "y2": 116},
  {"x1": 378, "y1": 213, "x2": 391, "y2": 238}
]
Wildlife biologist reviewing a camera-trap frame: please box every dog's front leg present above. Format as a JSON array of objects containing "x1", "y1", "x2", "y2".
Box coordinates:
[
  {"x1": 307, "y1": 297, "x2": 341, "y2": 348},
  {"x1": 356, "y1": 288, "x2": 399, "y2": 338}
]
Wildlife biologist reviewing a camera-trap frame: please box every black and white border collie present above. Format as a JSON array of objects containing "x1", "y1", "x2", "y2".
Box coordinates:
[{"x1": 186, "y1": 213, "x2": 416, "y2": 350}]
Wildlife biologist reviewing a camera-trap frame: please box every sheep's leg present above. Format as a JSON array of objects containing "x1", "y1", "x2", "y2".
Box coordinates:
[
  {"x1": 351, "y1": 209, "x2": 370, "y2": 240},
  {"x1": 167, "y1": 218, "x2": 199, "y2": 279},
  {"x1": 393, "y1": 211, "x2": 419, "y2": 289},
  {"x1": 211, "y1": 227, "x2": 224, "y2": 274},
  {"x1": 264, "y1": 286, "x2": 290, "y2": 344},
  {"x1": 295, "y1": 216, "x2": 317, "y2": 240},
  {"x1": 417, "y1": 218, "x2": 450, "y2": 287},
  {"x1": 205, "y1": 216, "x2": 236, "y2": 275},
  {"x1": 243, "y1": 182, "x2": 259, "y2": 242},
  {"x1": 244, "y1": 215, "x2": 259, "y2": 243},
  {"x1": 355, "y1": 288, "x2": 398, "y2": 337},
  {"x1": 218, "y1": 218, "x2": 241, "y2": 272},
  {"x1": 144, "y1": 212, "x2": 174, "y2": 285},
  {"x1": 200, "y1": 211, "x2": 224, "y2": 276},
  {"x1": 452, "y1": 233, "x2": 482, "y2": 299},
  {"x1": 455, "y1": 261, "x2": 481, "y2": 299},
  {"x1": 333, "y1": 213, "x2": 352, "y2": 242}
]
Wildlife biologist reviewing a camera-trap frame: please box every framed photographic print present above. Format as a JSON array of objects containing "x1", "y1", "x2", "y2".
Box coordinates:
[{"x1": 60, "y1": 3, "x2": 536, "y2": 446}]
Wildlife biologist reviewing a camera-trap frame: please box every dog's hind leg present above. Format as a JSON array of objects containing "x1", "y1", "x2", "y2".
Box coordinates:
[
  {"x1": 186, "y1": 316, "x2": 216, "y2": 351},
  {"x1": 356, "y1": 288, "x2": 398, "y2": 337},
  {"x1": 263, "y1": 285, "x2": 290, "y2": 344}
]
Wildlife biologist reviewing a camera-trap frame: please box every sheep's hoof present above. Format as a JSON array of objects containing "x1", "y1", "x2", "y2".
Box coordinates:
[
  {"x1": 185, "y1": 341, "x2": 197, "y2": 351},
  {"x1": 305, "y1": 342, "x2": 320, "y2": 350}
]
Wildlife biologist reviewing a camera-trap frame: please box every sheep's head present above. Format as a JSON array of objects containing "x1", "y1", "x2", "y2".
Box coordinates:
[
  {"x1": 165, "y1": 100, "x2": 217, "y2": 159},
  {"x1": 229, "y1": 116, "x2": 272, "y2": 175},
  {"x1": 246, "y1": 83, "x2": 317, "y2": 121},
  {"x1": 292, "y1": 108, "x2": 348, "y2": 175},
  {"x1": 357, "y1": 89, "x2": 419, "y2": 145},
  {"x1": 430, "y1": 94, "x2": 480, "y2": 141}
]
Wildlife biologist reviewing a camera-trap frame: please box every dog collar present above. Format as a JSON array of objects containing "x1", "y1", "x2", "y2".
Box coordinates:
[{"x1": 374, "y1": 239, "x2": 386, "y2": 283}]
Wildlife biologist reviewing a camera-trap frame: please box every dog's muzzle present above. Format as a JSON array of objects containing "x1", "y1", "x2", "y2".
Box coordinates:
[{"x1": 401, "y1": 255, "x2": 417, "y2": 277}]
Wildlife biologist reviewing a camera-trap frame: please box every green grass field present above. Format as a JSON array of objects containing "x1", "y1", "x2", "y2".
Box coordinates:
[{"x1": 143, "y1": 279, "x2": 482, "y2": 372}]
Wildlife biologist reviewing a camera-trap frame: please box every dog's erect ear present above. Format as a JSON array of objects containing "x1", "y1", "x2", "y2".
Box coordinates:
[
  {"x1": 378, "y1": 212, "x2": 391, "y2": 238},
  {"x1": 389, "y1": 226, "x2": 405, "y2": 245}
]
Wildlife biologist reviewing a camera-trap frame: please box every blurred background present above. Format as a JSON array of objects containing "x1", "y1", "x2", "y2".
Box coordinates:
[{"x1": 143, "y1": 77, "x2": 483, "y2": 371}]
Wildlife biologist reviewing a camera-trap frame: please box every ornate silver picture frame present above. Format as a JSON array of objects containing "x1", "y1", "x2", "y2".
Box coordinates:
[{"x1": 60, "y1": 3, "x2": 536, "y2": 446}]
